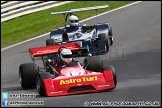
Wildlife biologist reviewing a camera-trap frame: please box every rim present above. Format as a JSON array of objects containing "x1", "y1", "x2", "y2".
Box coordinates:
[
  {"x1": 19, "y1": 71, "x2": 22, "y2": 85},
  {"x1": 36, "y1": 76, "x2": 40, "y2": 92}
]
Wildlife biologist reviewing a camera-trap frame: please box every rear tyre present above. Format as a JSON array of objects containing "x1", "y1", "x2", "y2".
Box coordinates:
[
  {"x1": 109, "y1": 36, "x2": 113, "y2": 46},
  {"x1": 46, "y1": 39, "x2": 55, "y2": 46},
  {"x1": 36, "y1": 72, "x2": 51, "y2": 96},
  {"x1": 98, "y1": 33, "x2": 109, "y2": 52},
  {"x1": 109, "y1": 26, "x2": 113, "y2": 46},
  {"x1": 84, "y1": 57, "x2": 103, "y2": 72},
  {"x1": 19, "y1": 63, "x2": 38, "y2": 89},
  {"x1": 108, "y1": 26, "x2": 113, "y2": 36},
  {"x1": 102, "y1": 65, "x2": 117, "y2": 87}
]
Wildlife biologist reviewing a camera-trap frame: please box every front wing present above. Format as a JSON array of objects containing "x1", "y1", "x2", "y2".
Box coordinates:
[{"x1": 43, "y1": 70, "x2": 115, "y2": 96}]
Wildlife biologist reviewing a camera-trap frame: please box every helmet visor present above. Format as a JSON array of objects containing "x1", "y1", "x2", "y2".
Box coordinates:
[
  {"x1": 70, "y1": 20, "x2": 78, "y2": 23},
  {"x1": 61, "y1": 54, "x2": 72, "y2": 58}
]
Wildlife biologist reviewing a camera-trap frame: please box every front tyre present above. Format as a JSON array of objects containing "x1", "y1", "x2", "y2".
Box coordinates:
[
  {"x1": 102, "y1": 65, "x2": 117, "y2": 87},
  {"x1": 19, "y1": 63, "x2": 38, "y2": 89},
  {"x1": 46, "y1": 39, "x2": 55, "y2": 46},
  {"x1": 36, "y1": 72, "x2": 51, "y2": 96},
  {"x1": 98, "y1": 33, "x2": 109, "y2": 52},
  {"x1": 84, "y1": 57, "x2": 103, "y2": 72}
]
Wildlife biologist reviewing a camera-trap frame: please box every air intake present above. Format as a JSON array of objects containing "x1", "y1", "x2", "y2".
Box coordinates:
[{"x1": 68, "y1": 85, "x2": 95, "y2": 93}]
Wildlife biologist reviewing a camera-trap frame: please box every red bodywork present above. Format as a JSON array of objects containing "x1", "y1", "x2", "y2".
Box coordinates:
[{"x1": 29, "y1": 42, "x2": 116, "y2": 96}]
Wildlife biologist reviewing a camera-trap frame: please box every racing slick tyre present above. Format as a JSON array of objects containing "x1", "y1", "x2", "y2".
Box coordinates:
[
  {"x1": 110, "y1": 36, "x2": 113, "y2": 46},
  {"x1": 108, "y1": 26, "x2": 113, "y2": 36},
  {"x1": 84, "y1": 57, "x2": 103, "y2": 72},
  {"x1": 108, "y1": 26, "x2": 113, "y2": 46},
  {"x1": 19, "y1": 63, "x2": 38, "y2": 89},
  {"x1": 46, "y1": 39, "x2": 55, "y2": 46},
  {"x1": 36, "y1": 72, "x2": 51, "y2": 96},
  {"x1": 98, "y1": 33, "x2": 109, "y2": 52},
  {"x1": 102, "y1": 65, "x2": 117, "y2": 87}
]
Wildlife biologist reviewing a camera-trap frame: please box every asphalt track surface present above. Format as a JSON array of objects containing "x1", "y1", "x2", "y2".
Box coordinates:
[{"x1": 1, "y1": 1, "x2": 161, "y2": 107}]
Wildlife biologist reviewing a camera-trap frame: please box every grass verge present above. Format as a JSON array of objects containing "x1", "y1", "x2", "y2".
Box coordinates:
[{"x1": 1, "y1": 1, "x2": 133, "y2": 48}]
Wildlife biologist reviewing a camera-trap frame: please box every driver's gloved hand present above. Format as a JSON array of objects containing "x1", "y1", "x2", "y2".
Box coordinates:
[
  {"x1": 45, "y1": 59, "x2": 52, "y2": 65},
  {"x1": 48, "y1": 59, "x2": 52, "y2": 63}
]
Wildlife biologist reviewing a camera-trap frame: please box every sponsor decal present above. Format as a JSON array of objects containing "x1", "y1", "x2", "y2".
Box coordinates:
[
  {"x1": 98, "y1": 84, "x2": 110, "y2": 88},
  {"x1": 36, "y1": 47, "x2": 73, "y2": 54},
  {"x1": 37, "y1": 49, "x2": 57, "y2": 54},
  {"x1": 51, "y1": 91, "x2": 63, "y2": 94},
  {"x1": 60, "y1": 76, "x2": 98, "y2": 85}
]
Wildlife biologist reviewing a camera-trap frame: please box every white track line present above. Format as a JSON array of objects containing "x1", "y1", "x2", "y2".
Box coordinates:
[{"x1": 1, "y1": 1, "x2": 142, "y2": 51}]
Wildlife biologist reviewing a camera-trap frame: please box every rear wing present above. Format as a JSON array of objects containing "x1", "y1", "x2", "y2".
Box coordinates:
[
  {"x1": 51, "y1": 5, "x2": 108, "y2": 15},
  {"x1": 51, "y1": 5, "x2": 108, "y2": 28},
  {"x1": 29, "y1": 42, "x2": 81, "y2": 61}
]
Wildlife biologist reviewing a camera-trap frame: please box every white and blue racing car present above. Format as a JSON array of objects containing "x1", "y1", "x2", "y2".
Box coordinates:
[{"x1": 46, "y1": 5, "x2": 113, "y2": 56}]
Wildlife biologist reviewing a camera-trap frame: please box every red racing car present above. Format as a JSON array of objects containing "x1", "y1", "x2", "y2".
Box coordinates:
[{"x1": 19, "y1": 42, "x2": 117, "y2": 96}]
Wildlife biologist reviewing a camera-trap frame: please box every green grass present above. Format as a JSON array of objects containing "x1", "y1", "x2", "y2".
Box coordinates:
[{"x1": 1, "y1": 1, "x2": 133, "y2": 48}]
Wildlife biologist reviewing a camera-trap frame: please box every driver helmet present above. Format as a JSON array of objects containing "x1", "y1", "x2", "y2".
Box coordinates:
[
  {"x1": 68, "y1": 15, "x2": 79, "y2": 26},
  {"x1": 60, "y1": 48, "x2": 73, "y2": 63}
]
